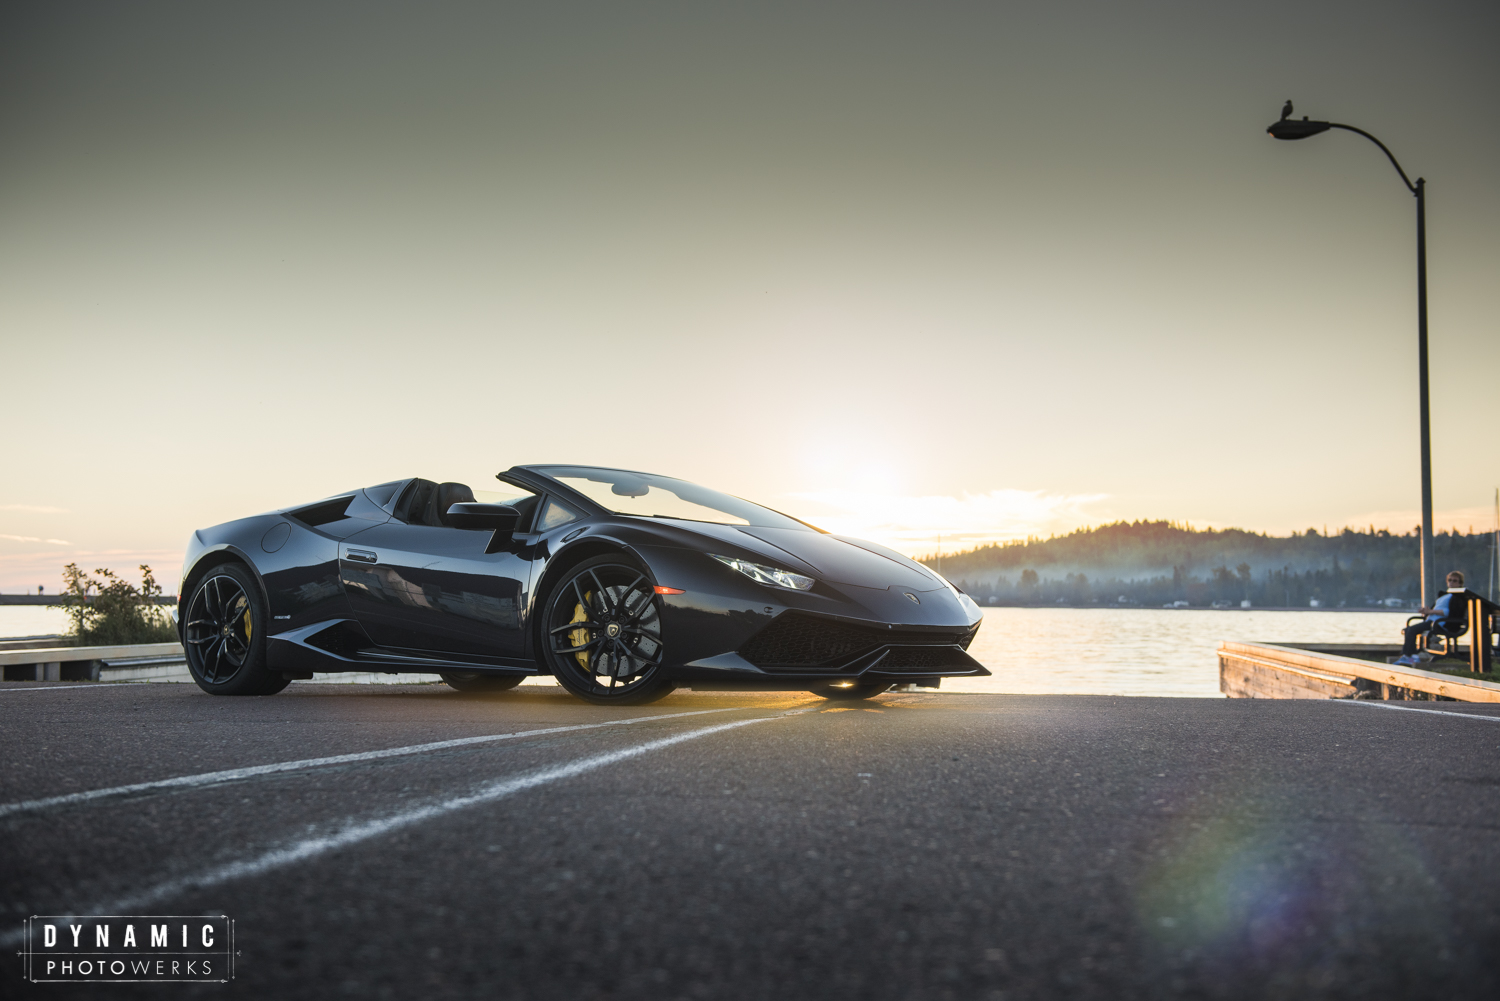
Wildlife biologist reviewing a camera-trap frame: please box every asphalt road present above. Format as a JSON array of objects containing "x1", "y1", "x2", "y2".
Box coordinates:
[{"x1": 3, "y1": 682, "x2": 1500, "y2": 1000}]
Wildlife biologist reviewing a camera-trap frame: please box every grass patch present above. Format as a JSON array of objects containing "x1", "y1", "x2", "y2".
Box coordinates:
[{"x1": 1430, "y1": 665, "x2": 1500, "y2": 685}]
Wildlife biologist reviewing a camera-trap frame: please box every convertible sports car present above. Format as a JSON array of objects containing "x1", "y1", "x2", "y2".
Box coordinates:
[{"x1": 177, "y1": 465, "x2": 987, "y2": 705}]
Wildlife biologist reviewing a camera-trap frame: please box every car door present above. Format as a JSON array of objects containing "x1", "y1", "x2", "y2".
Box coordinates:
[{"x1": 338, "y1": 481, "x2": 537, "y2": 659}]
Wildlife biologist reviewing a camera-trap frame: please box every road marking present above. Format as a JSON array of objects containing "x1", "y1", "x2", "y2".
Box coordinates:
[
  {"x1": 0, "y1": 707, "x2": 747, "y2": 819},
  {"x1": 0, "y1": 711, "x2": 799, "y2": 943},
  {"x1": 1337, "y1": 700, "x2": 1500, "y2": 723},
  {"x1": 0, "y1": 682, "x2": 154, "y2": 692}
]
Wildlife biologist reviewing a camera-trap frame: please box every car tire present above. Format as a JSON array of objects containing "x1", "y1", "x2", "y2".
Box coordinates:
[
  {"x1": 541, "y1": 554, "x2": 677, "y2": 707},
  {"x1": 808, "y1": 681, "x2": 891, "y2": 701},
  {"x1": 440, "y1": 671, "x2": 525, "y2": 694},
  {"x1": 182, "y1": 563, "x2": 288, "y2": 696}
]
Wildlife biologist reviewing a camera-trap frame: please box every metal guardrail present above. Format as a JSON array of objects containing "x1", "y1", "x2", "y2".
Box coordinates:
[
  {"x1": 0, "y1": 642, "x2": 183, "y2": 667},
  {"x1": 0, "y1": 642, "x2": 184, "y2": 682}
]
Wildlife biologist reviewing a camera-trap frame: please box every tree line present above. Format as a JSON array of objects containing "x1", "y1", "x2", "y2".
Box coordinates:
[{"x1": 920, "y1": 521, "x2": 1497, "y2": 608}]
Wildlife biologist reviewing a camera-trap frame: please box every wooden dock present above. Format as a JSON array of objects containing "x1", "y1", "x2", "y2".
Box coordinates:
[{"x1": 1219, "y1": 640, "x2": 1500, "y2": 702}]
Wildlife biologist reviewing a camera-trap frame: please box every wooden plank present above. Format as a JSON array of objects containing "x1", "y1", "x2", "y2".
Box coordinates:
[
  {"x1": 1222, "y1": 670, "x2": 1339, "y2": 700},
  {"x1": 1219, "y1": 641, "x2": 1500, "y2": 703},
  {"x1": 0, "y1": 642, "x2": 183, "y2": 668},
  {"x1": 1472, "y1": 596, "x2": 1494, "y2": 675},
  {"x1": 1219, "y1": 656, "x2": 1355, "y2": 700},
  {"x1": 1218, "y1": 653, "x2": 1354, "y2": 686}
]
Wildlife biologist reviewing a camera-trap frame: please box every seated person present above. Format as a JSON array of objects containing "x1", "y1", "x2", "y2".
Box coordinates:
[{"x1": 1394, "y1": 571, "x2": 1467, "y2": 665}]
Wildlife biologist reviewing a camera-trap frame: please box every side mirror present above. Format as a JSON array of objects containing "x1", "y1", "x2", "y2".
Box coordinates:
[{"x1": 446, "y1": 503, "x2": 521, "y2": 553}]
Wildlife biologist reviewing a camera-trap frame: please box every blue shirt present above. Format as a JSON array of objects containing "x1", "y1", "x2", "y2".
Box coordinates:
[{"x1": 1427, "y1": 592, "x2": 1456, "y2": 624}]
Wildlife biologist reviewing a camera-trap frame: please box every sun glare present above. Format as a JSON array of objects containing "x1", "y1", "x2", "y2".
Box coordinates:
[{"x1": 780, "y1": 488, "x2": 1110, "y2": 558}]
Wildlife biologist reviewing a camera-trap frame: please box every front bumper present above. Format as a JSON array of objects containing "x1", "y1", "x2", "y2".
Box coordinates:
[
  {"x1": 737, "y1": 611, "x2": 982, "y2": 672},
  {"x1": 633, "y1": 544, "x2": 987, "y2": 688},
  {"x1": 672, "y1": 611, "x2": 987, "y2": 688}
]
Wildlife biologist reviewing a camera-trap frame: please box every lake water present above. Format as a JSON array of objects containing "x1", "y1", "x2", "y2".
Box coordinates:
[
  {"x1": 2, "y1": 607, "x2": 75, "y2": 640},
  {"x1": 0, "y1": 606, "x2": 1411, "y2": 697},
  {"x1": 956, "y1": 607, "x2": 1407, "y2": 697}
]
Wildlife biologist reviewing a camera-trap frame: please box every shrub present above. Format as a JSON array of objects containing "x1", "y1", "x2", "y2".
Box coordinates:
[{"x1": 53, "y1": 563, "x2": 178, "y2": 645}]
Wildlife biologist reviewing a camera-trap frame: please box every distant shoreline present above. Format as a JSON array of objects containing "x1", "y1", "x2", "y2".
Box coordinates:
[
  {"x1": 976, "y1": 604, "x2": 1406, "y2": 613},
  {"x1": 0, "y1": 595, "x2": 176, "y2": 606}
]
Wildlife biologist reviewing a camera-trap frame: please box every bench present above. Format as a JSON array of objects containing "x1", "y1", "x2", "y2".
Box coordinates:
[{"x1": 1413, "y1": 588, "x2": 1498, "y2": 675}]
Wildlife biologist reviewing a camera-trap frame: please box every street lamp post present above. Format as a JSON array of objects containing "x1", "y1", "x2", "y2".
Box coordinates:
[{"x1": 1267, "y1": 103, "x2": 1436, "y2": 607}]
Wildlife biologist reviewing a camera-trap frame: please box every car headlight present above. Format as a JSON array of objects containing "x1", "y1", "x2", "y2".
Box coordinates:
[{"x1": 710, "y1": 554, "x2": 815, "y2": 591}]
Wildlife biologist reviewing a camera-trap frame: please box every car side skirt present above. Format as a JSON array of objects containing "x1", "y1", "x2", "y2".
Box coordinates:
[{"x1": 267, "y1": 618, "x2": 536, "y2": 676}]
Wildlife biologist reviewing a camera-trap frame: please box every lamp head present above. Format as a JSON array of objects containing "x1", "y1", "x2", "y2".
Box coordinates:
[{"x1": 1268, "y1": 116, "x2": 1332, "y2": 140}]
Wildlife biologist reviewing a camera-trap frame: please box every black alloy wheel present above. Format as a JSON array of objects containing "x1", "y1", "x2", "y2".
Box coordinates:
[
  {"x1": 542, "y1": 555, "x2": 676, "y2": 706},
  {"x1": 808, "y1": 681, "x2": 892, "y2": 701},
  {"x1": 440, "y1": 671, "x2": 525, "y2": 694},
  {"x1": 182, "y1": 563, "x2": 287, "y2": 696}
]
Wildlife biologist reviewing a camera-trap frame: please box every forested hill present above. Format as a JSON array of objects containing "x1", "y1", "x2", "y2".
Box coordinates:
[{"x1": 917, "y1": 521, "x2": 1497, "y2": 608}]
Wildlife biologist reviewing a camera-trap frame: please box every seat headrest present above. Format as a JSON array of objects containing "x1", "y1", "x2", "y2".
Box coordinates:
[{"x1": 428, "y1": 482, "x2": 477, "y2": 527}]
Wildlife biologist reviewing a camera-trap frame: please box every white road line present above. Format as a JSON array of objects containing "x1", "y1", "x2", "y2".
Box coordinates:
[
  {"x1": 0, "y1": 682, "x2": 153, "y2": 692},
  {"x1": 1336, "y1": 700, "x2": 1500, "y2": 723},
  {"x1": 0, "y1": 707, "x2": 742, "y2": 819},
  {"x1": 0, "y1": 712, "x2": 796, "y2": 947}
]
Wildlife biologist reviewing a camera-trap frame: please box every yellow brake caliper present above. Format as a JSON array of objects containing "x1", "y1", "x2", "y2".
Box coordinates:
[
  {"x1": 231, "y1": 596, "x2": 252, "y2": 641},
  {"x1": 568, "y1": 594, "x2": 591, "y2": 669}
]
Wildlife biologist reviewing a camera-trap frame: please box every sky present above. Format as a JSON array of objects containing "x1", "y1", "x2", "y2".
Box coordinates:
[{"x1": 1, "y1": 0, "x2": 1497, "y2": 593}]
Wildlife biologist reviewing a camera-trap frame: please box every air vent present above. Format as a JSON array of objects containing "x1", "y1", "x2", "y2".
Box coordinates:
[
  {"x1": 739, "y1": 614, "x2": 882, "y2": 668},
  {"x1": 874, "y1": 646, "x2": 977, "y2": 670},
  {"x1": 289, "y1": 496, "x2": 354, "y2": 527},
  {"x1": 738, "y1": 613, "x2": 973, "y2": 670}
]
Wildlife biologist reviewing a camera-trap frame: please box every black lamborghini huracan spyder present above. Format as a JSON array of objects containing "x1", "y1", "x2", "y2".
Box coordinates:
[{"x1": 177, "y1": 465, "x2": 987, "y2": 705}]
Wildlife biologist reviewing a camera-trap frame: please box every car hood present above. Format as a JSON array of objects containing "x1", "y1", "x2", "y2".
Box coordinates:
[
  {"x1": 636, "y1": 519, "x2": 946, "y2": 590},
  {"x1": 736, "y1": 527, "x2": 944, "y2": 590}
]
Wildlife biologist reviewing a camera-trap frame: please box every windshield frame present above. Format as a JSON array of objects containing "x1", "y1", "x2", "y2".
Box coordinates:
[{"x1": 512, "y1": 465, "x2": 824, "y2": 533}]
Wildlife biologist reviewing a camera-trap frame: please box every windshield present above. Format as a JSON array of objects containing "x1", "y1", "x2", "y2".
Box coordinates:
[{"x1": 531, "y1": 466, "x2": 813, "y2": 531}]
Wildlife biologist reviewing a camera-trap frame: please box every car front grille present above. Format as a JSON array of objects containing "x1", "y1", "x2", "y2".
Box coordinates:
[
  {"x1": 874, "y1": 645, "x2": 976, "y2": 670},
  {"x1": 738, "y1": 613, "x2": 973, "y2": 670}
]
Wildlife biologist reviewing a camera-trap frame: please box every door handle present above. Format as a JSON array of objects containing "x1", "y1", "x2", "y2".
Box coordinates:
[{"x1": 346, "y1": 549, "x2": 378, "y2": 564}]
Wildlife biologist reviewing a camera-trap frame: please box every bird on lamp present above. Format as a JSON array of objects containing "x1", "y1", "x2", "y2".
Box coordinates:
[{"x1": 1281, "y1": 100, "x2": 1293, "y2": 121}]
